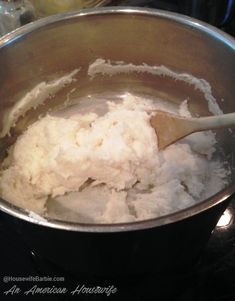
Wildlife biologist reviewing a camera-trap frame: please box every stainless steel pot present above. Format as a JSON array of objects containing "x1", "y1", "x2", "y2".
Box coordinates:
[{"x1": 0, "y1": 7, "x2": 235, "y2": 279}]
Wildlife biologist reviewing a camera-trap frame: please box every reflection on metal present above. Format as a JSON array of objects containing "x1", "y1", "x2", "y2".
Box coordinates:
[{"x1": 216, "y1": 209, "x2": 233, "y2": 228}]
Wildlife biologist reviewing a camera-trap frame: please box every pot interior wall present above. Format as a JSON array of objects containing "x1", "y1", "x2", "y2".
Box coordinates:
[{"x1": 0, "y1": 9, "x2": 235, "y2": 203}]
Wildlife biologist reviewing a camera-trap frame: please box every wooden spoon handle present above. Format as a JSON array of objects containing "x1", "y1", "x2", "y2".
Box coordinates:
[
  {"x1": 150, "y1": 110, "x2": 235, "y2": 150},
  {"x1": 191, "y1": 112, "x2": 235, "y2": 132}
]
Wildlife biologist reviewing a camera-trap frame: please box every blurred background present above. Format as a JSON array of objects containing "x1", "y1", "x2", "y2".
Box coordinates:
[{"x1": 0, "y1": 0, "x2": 235, "y2": 36}]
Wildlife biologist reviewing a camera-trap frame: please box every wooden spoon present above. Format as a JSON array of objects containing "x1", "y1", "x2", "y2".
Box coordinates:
[{"x1": 150, "y1": 111, "x2": 235, "y2": 150}]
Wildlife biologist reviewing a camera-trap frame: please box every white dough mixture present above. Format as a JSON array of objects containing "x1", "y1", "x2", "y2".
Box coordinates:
[{"x1": 0, "y1": 93, "x2": 229, "y2": 223}]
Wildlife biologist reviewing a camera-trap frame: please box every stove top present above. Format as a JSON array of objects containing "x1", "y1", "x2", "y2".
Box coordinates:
[
  {"x1": 0, "y1": 2, "x2": 235, "y2": 300},
  {"x1": 1, "y1": 199, "x2": 235, "y2": 300}
]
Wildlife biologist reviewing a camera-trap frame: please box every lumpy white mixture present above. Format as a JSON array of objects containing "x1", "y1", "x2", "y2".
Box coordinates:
[{"x1": 0, "y1": 93, "x2": 229, "y2": 223}]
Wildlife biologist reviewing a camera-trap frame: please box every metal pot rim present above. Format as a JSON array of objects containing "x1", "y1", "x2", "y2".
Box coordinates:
[{"x1": 0, "y1": 6, "x2": 235, "y2": 232}]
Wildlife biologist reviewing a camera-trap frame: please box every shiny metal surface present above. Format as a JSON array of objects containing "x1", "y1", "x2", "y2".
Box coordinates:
[{"x1": 0, "y1": 7, "x2": 235, "y2": 232}]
